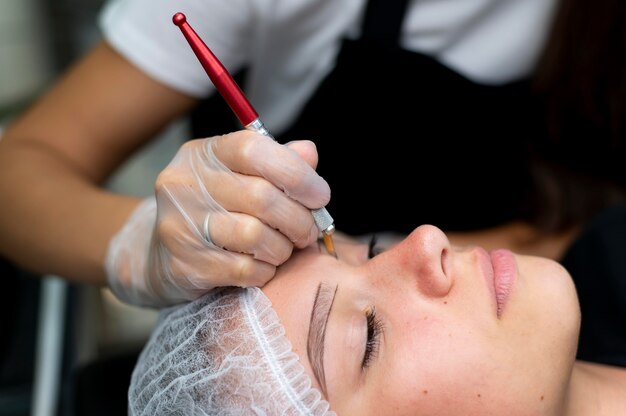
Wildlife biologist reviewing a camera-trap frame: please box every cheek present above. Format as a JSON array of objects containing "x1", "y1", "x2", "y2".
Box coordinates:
[
  {"x1": 519, "y1": 256, "x2": 580, "y2": 337},
  {"x1": 376, "y1": 273, "x2": 578, "y2": 415},
  {"x1": 373, "y1": 313, "x2": 566, "y2": 416},
  {"x1": 375, "y1": 319, "x2": 502, "y2": 415},
  {"x1": 511, "y1": 256, "x2": 580, "y2": 381}
]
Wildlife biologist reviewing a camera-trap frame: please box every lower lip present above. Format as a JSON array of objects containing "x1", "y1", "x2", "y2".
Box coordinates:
[{"x1": 490, "y1": 249, "x2": 517, "y2": 318}]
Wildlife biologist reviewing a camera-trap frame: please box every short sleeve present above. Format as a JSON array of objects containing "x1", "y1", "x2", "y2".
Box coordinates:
[{"x1": 97, "y1": 0, "x2": 252, "y2": 98}]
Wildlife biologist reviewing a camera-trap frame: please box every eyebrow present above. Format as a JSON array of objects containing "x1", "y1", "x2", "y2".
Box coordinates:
[{"x1": 307, "y1": 282, "x2": 338, "y2": 396}]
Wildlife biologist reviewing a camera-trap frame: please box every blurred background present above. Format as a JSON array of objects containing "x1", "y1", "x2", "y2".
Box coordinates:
[{"x1": 0, "y1": 1, "x2": 185, "y2": 415}]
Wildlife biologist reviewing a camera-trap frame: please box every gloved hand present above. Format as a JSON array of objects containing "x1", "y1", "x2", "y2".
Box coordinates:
[{"x1": 105, "y1": 130, "x2": 330, "y2": 307}]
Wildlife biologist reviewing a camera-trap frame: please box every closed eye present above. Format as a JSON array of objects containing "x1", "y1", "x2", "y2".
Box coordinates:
[{"x1": 362, "y1": 306, "x2": 383, "y2": 370}]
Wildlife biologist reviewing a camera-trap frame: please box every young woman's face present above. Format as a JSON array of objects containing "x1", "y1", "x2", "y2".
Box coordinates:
[{"x1": 262, "y1": 225, "x2": 581, "y2": 416}]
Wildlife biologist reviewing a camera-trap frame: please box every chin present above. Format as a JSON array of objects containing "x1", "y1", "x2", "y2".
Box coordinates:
[
  {"x1": 519, "y1": 254, "x2": 581, "y2": 355},
  {"x1": 507, "y1": 255, "x2": 580, "y2": 416}
]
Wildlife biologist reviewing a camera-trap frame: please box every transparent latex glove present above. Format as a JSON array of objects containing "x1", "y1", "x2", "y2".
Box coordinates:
[{"x1": 105, "y1": 130, "x2": 330, "y2": 307}]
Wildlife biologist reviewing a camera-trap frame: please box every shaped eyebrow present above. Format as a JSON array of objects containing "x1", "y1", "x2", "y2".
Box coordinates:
[{"x1": 307, "y1": 282, "x2": 338, "y2": 396}]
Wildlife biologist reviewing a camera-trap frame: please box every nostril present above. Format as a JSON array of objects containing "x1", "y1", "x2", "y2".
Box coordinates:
[{"x1": 441, "y1": 247, "x2": 449, "y2": 277}]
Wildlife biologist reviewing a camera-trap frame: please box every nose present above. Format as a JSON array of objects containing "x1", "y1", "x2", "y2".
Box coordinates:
[{"x1": 390, "y1": 224, "x2": 453, "y2": 298}]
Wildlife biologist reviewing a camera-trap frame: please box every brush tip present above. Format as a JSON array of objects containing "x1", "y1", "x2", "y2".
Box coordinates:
[{"x1": 322, "y1": 233, "x2": 337, "y2": 258}]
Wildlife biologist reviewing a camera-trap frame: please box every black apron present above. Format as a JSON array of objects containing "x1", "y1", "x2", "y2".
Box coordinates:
[{"x1": 279, "y1": 0, "x2": 538, "y2": 235}]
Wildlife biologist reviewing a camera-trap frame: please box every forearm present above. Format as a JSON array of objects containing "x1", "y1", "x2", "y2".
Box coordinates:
[
  {"x1": 0, "y1": 140, "x2": 141, "y2": 286},
  {"x1": 0, "y1": 40, "x2": 196, "y2": 287}
]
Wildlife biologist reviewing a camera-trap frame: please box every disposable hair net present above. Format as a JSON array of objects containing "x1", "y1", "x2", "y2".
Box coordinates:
[{"x1": 129, "y1": 287, "x2": 335, "y2": 415}]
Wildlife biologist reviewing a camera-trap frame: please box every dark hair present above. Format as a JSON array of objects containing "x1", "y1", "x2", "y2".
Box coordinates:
[
  {"x1": 533, "y1": 0, "x2": 625, "y2": 144},
  {"x1": 524, "y1": 0, "x2": 626, "y2": 233}
]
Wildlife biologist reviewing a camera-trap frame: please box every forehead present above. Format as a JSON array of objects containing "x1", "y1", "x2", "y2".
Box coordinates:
[{"x1": 263, "y1": 236, "x2": 370, "y2": 310}]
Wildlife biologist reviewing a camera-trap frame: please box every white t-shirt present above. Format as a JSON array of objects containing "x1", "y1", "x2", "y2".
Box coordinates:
[{"x1": 99, "y1": 0, "x2": 558, "y2": 134}]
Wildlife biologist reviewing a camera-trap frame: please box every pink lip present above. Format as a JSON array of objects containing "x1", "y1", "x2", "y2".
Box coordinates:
[
  {"x1": 477, "y1": 248, "x2": 497, "y2": 314},
  {"x1": 490, "y1": 249, "x2": 517, "y2": 318}
]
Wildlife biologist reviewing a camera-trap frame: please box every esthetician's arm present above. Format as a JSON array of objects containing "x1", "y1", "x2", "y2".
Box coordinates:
[
  {"x1": 0, "y1": 40, "x2": 329, "y2": 308},
  {"x1": 0, "y1": 40, "x2": 196, "y2": 286}
]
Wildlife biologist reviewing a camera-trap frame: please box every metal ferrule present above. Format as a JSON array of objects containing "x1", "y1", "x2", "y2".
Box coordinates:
[
  {"x1": 246, "y1": 118, "x2": 334, "y2": 234},
  {"x1": 245, "y1": 118, "x2": 274, "y2": 140},
  {"x1": 312, "y1": 208, "x2": 335, "y2": 234}
]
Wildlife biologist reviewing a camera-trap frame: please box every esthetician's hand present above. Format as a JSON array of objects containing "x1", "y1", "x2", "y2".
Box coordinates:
[{"x1": 105, "y1": 130, "x2": 330, "y2": 307}]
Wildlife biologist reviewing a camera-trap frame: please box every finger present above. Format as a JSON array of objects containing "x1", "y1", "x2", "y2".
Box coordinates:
[
  {"x1": 157, "y1": 217, "x2": 279, "y2": 290},
  {"x1": 200, "y1": 170, "x2": 319, "y2": 248},
  {"x1": 155, "y1": 193, "x2": 300, "y2": 263},
  {"x1": 165, "y1": 250, "x2": 279, "y2": 295},
  {"x1": 209, "y1": 131, "x2": 330, "y2": 208},
  {"x1": 178, "y1": 251, "x2": 278, "y2": 290},
  {"x1": 156, "y1": 135, "x2": 320, "y2": 247},
  {"x1": 206, "y1": 211, "x2": 295, "y2": 265},
  {"x1": 284, "y1": 139, "x2": 319, "y2": 169}
]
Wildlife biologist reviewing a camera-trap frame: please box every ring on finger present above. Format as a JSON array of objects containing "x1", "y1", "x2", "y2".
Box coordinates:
[{"x1": 202, "y1": 213, "x2": 212, "y2": 245}]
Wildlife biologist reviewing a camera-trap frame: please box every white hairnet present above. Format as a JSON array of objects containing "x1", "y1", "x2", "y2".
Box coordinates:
[{"x1": 129, "y1": 287, "x2": 335, "y2": 415}]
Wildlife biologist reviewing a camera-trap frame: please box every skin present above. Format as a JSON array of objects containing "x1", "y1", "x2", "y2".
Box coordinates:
[{"x1": 262, "y1": 224, "x2": 583, "y2": 415}]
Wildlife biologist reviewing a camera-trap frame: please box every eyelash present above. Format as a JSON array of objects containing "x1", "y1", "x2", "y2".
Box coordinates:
[
  {"x1": 362, "y1": 306, "x2": 383, "y2": 369},
  {"x1": 368, "y1": 234, "x2": 383, "y2": 259}
]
